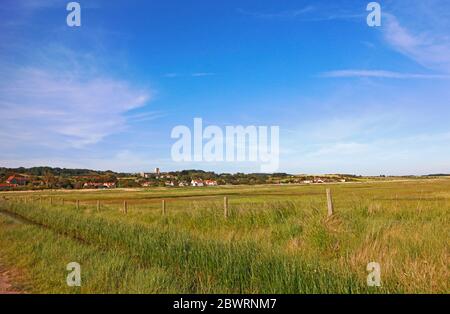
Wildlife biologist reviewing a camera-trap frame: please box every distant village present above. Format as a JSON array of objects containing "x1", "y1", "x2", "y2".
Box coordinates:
[{"x1": 0, "y1": 166, "x2": 376, "y2": 191}]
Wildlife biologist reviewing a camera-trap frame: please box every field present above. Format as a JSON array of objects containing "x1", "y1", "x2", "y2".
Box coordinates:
[{"x1": 0, "y1": 179, "x2": 449, "y2": 294}]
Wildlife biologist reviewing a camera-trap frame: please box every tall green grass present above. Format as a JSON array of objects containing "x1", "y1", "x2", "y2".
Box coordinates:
[{"x1": 0, "y1": 179, "x2": 449, "y2": 293}]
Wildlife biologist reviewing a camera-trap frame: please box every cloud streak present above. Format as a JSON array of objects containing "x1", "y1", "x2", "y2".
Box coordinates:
[
  {"x1": 383, "y1": 13, "x2": 450, "y2": 73},
  {"x1": 237, "y1": 6, "x2": 363, "y2": 22},
  {"x1": 163, "y1": 72, "x2": 216, "y2": 78},
  {"x1": 320, "y1": 69, "x2": 450, "y2": 79},
  {"x1": 0, "y1": 67, "x2": 151, "y2": 148},
  {"x1": 237, "y1": 6, "x2": 315, "y2": 19}
]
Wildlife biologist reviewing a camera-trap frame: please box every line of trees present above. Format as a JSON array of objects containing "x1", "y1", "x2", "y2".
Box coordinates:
[
  {"x1": 0, "y1": 167, "x2": 364, "y2": 191},
  {"x1": 0, "y1": 167, "x2": 130, "y2": 178}
]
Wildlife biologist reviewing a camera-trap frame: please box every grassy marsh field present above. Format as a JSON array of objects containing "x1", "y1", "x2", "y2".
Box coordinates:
[{"x1": 0, "y1": 179, "x2": 449, "y2": 293}]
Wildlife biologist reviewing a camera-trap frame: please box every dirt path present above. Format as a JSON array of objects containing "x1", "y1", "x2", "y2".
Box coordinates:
[
  {"x1": 0, "y1": 212, "x2": 25, "y2": 294},
  {"x1": 0, "y1": 264, "x2": 22, "y2": 294}
]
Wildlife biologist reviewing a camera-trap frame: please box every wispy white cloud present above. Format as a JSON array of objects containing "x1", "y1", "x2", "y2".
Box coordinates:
[
  {"x1": 237, "y1": 6, "x2": 315, "y2": 19},
  {"x1": 163, "y1": 72, "x2": 216, "y2": 78},
  {"x1": 191, "y1": 72, "x2": 215, "y2": 77},
  {"x1": 126, "y1": 111, "x2": 166, "y2": 123},
  {"x1": 0, "y1": 67, "x2": 151, "y2": 148},
  {"x1": 237, "y1": 5, "x2": 363, "y2": 22},
  {"x1": 320, "y1": 69, "x2": 450, "y2": 79},
  {"x1": 383, "y1": 13, "x2": 450, "y2": 73}
]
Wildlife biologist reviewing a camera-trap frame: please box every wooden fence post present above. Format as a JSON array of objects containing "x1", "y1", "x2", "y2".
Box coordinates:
[
  {"x1": 123, "y1": 201, "x2": 128, "y2": 214},
  {"x1": 76, "y1": 200, "x2": 80, "y2": 210},
  {"x1": 162, "y1": 200, "x2": 166, "y2": 215},
  {"x1": 326, "y1": 188, "x2": 334, "y2": 217},
  {"x1": 97, "y1": 200, "x2": 100, "y2": 212},
  {"x1": 50, "y1": 197, "x2": 53, "y2": 206},
  {"x1": 224, "y1": 196, "x2": 228, "y2": 218},
  {"x1": 62, "y1": 199, "x2": 65, "y2": 206}
]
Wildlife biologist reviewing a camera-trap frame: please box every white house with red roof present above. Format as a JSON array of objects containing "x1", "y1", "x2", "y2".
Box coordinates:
[
  {"x1": 191, "y1": 179, "x2": 204, "y2": 187},
  {"x1": 5, "y1": 175, "x2": 29, "y2": 186},
  {"x1": 204, "y1": 180, "x2": 218, "y2": 186}
]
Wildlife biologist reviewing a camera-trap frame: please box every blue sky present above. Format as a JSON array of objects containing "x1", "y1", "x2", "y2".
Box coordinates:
[{"x1": 1, "y1": 0, "x2": 449, "y2": 175}]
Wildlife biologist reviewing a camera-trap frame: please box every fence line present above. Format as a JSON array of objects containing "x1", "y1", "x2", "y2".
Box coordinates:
[
  {"x1": 326, "y1": 188, "x2": 334, "y2": 217},
  {"x1": 224, "y1": 196, "x2": 228, "y2": 218},
  {"x1": 1, "y1": 191, "x2": 339, "y2": 219}
]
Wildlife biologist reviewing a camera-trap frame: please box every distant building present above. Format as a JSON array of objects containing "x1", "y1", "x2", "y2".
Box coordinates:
[
  {"x1": 140, "y1": 172, "x2": 152, "y2": 178},
  {"x1": 0, "y1": 183, "x2": 18, "y2": 190},
  {"x1": 5, "y1": 175, "x2": 29, "y2": 186},
  {"x1": 191, "y1": 179, "x2": 204, "y2": 187},
  {"x1": 155, "y1": 168, "x2": 160, "y2": 175},
  {"x1": 204, "y1": 180, "x2": 218, "y2": 186},
  {"x1": 178, "y1": 181, "x2": 188, "y2": 187},
  {"x1": 83, "y1": 182, "x2": 116, "y2": 189}
]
